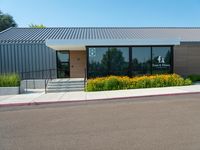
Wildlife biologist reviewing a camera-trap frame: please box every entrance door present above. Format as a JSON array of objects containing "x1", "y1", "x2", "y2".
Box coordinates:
[
  {"x1": 56, "y1": 51, "x2": 70, "y2": 78},
  {"x1": 70, "y1": 51, "x2": 86, "y2": 78}
]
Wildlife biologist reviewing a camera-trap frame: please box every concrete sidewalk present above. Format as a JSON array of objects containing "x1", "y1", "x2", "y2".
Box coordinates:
[{"x1": 1, "y1": 84, "x2": 200, "y2": 106}]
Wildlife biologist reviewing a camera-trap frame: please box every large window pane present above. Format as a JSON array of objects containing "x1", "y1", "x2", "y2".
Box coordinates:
[
  {"x1": 88, "y1": 47, "x2": 108, "y2": 78},
  {"x1": 88, "y1": 47, "x2": 129, "y2": 78},
  {"x1": 109, "y1": 47, "x2": 129, "y2": 76},
  {"x1": 57, "y1": 62, "x2": 69, "y2": 78},
  {"x1": 132, "y1": 47, "x2": 151, "y2": 75},
  {"x1": 152, "y1": 47, "x2": 172, "y2": 74},
  {"x1": 57, "y1": 51, "x2": 69, "y2": 62}
]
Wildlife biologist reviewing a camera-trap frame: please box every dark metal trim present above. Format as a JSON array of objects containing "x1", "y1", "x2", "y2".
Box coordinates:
[
  {"x1": 171, "y1": 46, "x2": 174, "y2": 73},
  {"x1": 150, "y1": 46, "x2": 153, "y2": 75},
  {"x1": 56, "y1": 50, "x2": 70, "y2": 78},
  {"x1": 86, "y1": 47, "x2": 89, "y2": 79},
  {"x1": 129, "y1": 47, "x2": 132, "y2": 77},
  {"x1": 87, "y1": 45, "x2": 174, "y2": 48},
  {"x1": 180, "y1": 42, "x2": 200, "y2": 46},
  {"x1": 69, "y1": 51, "x2": 71, "y2": 78}
]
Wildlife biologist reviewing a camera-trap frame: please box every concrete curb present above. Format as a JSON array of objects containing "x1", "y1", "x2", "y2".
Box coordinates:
[{"x1": 1, "y1": 91, "x2": 200, "y2": 108}]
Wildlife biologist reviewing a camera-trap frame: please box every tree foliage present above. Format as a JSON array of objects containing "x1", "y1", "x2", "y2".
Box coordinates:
[
  {"x1": 29, "y1": 24, "x2": 46, "y2": 28},
  {"x1": 0, "y1": 10, "x2": 17, "y2": 32},
  {"x1": 101, "y1": 48, "x2": 126, "y2": 74}
]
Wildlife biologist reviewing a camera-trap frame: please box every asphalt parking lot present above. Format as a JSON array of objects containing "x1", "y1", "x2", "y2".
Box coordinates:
[{"x1": 1, "y1": 93, "x2": 200, "y2": 150}]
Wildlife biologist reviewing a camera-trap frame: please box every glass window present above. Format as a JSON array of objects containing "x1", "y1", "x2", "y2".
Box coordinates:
[
  {"x1": 57, "y1": 51, "x2": 70, "y2": 78},
  {"x1": 109, "y1": 47, "x2": 129, "y2": 76},
  {"x1": 88, "y1": 47, "x2": 108, "y2": 78},
  {"x1": 152, "y1": 47, "x2": 172, "y2": 74},
  {"x1": 132, "y1": 47, "x2": 151, "y2": 75},
  {"x1": 57, "y1": 51, "x2": 69, "y2": 62},
  {"x1": 88, "y1": 47, "x2": 129, "y2": 78},
  {"x1": 88, "y1": 46, "x2": 173, "y2": 78}
]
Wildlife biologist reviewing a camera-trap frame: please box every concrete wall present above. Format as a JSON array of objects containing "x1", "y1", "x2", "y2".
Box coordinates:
[
  {"x1": 70, "y1": 51, "x2": 86, "y2": 78},
  {"x1": 174, "y1": 44, "x2": 200, "y2": 76},
  {"x1": 0, "y1": 87, "x2": 19, "y2": 95},
  {"x1": 20, "y1": 79, "x2": 46, "y2": 89}
]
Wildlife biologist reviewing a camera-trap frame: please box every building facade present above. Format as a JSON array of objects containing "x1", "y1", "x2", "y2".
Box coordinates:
[{"x1": 0, "y1": 27, "x2": 200, "y2": 79}]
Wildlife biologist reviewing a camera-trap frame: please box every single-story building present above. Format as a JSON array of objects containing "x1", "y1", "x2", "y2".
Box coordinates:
[{"x1": 0, "y1": 27, "x2": 200, "y2": 79}]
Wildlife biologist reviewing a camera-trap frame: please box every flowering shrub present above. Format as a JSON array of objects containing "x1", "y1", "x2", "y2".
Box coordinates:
[{"x1": 86, "y1": 74, "x2": 192, "y2": 91}]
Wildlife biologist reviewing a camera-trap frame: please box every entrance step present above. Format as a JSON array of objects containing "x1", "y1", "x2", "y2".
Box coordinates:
[{"x1": 46, "y1": 78, "x2": 85, "y2": 93}]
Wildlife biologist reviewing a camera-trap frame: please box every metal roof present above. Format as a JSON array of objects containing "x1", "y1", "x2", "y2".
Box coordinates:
[{"x1": 0, "y1": 27, "x2": 200, "y2": 44}]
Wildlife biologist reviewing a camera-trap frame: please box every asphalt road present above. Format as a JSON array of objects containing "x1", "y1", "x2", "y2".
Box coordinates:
[{"x1": 1, "y1": 93, "x2": 200, "y2": 150}]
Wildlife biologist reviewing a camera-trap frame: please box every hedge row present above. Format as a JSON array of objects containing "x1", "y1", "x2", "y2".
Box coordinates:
[
  {"x1": 0, "y1": 74, "x2": 20, "y2": 87},
  {"x1": 86, "y1": 74, "x2": 192, "y2": 91},
  {"x1": 187, "y1": 74, "x2": 200, "y2": 82}
]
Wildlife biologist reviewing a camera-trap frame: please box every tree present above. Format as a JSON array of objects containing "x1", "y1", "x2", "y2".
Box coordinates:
[
  {"x1": 0, "y1": 10, "x2": 17, "y2": 32},
  {"x1": 101, "y1": 48, "x2": 126, "y2": 75},
  {"x1": 29, "y1": 24, "x2": 46, "y2": 28}
]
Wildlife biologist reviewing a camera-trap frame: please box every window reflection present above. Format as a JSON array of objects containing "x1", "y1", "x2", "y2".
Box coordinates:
[
  {"x1": 88, "y1": 47, "x2": 129, "y2": 77},
  {"x1": 88, "y1": 46, "x2": 172, "y2": 78},
  {"x1": 108, "y1": 48, "x2": 129, "y2": 75},
  {"x1": 88, "y1": 48, "x2": 108, "y2": 77},
  {"x1": 57, "y1": 52, "x2": 69, "y2": 62},
  {"x1": 132, "y1": 47, "x2": 151, "y2": 75},
  {"x1": 57, "y1": 51, "x2": 70, "y2": 78},
  {"x1": 152, "y1": 47, "x2": 171, "y2": 74}
]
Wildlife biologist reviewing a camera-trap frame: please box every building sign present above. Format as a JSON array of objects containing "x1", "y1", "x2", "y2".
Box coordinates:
[
  {"x1": 157, "y1": 56, "x2": 165, "y2": 64},
  {"x1": 152, "y1": 55, "x2": 170, "y2": 68},
  {"x1": 89, "y1": 48, "x2": 96, "y2": 57}
]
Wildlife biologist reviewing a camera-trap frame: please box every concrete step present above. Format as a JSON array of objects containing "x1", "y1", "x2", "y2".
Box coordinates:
[
  {"x1": 51, "y1": 78, "x2": 84, "y2": 82},
  {"x1": 47, "y1": 85, "x2": 84, "y2": 89},
  {"x1": 48, "y1": 82, "x2": 84, "y2": 86},
  {"x1": 46, "y1": 88, "x2": 84, "y2": 93},
  {"x1": 49, "y1": 80, "x2": 84, "y2": 84},
  {"x1": 46, "y1": 78, "x2": 85, "y2": 93}
]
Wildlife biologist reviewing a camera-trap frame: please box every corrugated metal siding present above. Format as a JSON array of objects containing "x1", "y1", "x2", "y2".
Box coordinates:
[
  {"x1": 1, "y1": 27, "x2": 200, "y2": 43},
  {"x1": 0, "y1": 43, "x2": 57, "y2": 79}
]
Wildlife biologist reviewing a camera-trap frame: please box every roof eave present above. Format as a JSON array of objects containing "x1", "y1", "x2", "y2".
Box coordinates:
[{"x1": 45, "y1": 38, "x2": 181, "y2": 50}]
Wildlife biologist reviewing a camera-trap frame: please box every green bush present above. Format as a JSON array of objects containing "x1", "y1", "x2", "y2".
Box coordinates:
[
  {"x1": 187, "y1": 74, "x2": 200, "y2": 82},
  {"x1": 184, "y1": 78, "x2": 192, "y2": 85},
  {"x1": 86, "y1": 74, "x2": 192, "y2": 92},
  {"x1": 104, "y1": 76, "x2": 119, "y2": 90},
  {"x1": 0, "y1": 74, "x2": 20, "y2": 87}
]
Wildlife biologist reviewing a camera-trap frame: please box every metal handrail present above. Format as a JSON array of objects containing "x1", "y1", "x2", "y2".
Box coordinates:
[
  {"x1": 19, "y1": 69, "x2": 56, "y2": 93},
  {"x1": 45, "y1": 78, "x2": 51, "y2": 94},
  {"x1": 1, "y1": 68, "x2": 85, "y2": 93},
  {"x1": 84, "y1": 68, "x2": 87, "y2": 90},
  {"x1": 20, "y1": 69, "x2": 57, "y2": 80}
]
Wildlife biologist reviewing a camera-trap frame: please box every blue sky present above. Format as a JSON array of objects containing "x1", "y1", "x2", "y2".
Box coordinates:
[{"x1": 1, "y1": 0, "x2": 200, "y2": 27}]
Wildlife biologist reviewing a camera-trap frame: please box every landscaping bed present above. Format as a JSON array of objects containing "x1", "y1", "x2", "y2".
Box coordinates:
[
  {"x1": 187, "y1": 74, "x2": 200, "y2": 82},
  {"x1": 0, "y1": 74, "x2": 21, "y2": 95},
  {"x1": 86, "y1": 74, "x2": 192, "y2": 91}
]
